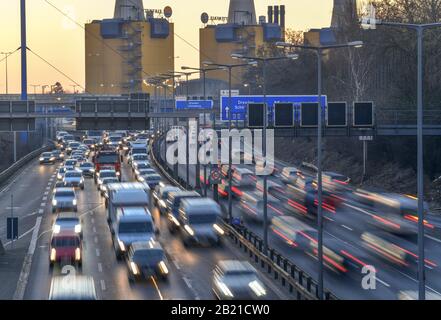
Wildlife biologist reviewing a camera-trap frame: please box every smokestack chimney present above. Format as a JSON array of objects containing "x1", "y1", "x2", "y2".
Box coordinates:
[
  {"x1": 114, "y1": 0, "x2": 145, "y2": 21},
  {"x1": 280, "y1": 5, "x2": 285, "y2": 28},
  {"x1": 228, "y1": 0, "x2": 257, "y2": 25},
  {"x1": 268, "y1": 6, "x2": 273, "y2": 24},
  {"x1": 274, "y1": 5, "x2": 279, "y2": 25}
]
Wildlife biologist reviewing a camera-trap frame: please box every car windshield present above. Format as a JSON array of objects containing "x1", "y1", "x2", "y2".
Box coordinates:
[
  {"x1": 133, "y1": 155, "x2": 148, "y2": 160},
  {"x1": 57, "y1": 218, "x2": 78, "y2": 225},
  {"x1": 88, "y1": 131, "x2": 102, "y2": 136},
  {"x1": 80, "y1": 163, "x2": 93, "y2": 168},
  {"x1": 132, "y1": 148, "x2": 146, "y2": 154},
  {"x1": 119, "y1": 222, "x2": 153, "y2": 234},
  {"x1": 56, "y1": 191, "x2": 75, "y2": 197},
  {"x1": 42, "y1": 153, "x2": 52, "y2": 157},
  {"x1": 65, "y1": 161, "x2": 76, "y2": 165},
  {"x1": 103, "y1": 178, "x2": 118, "y2": 184},
  {"x1": 59, "y1": 168, "x2": 67, "y2": 173},
  {"x1": 100, "y1": 172, "x2": 116, "y2": 178},
  {"x1": 52, "y1": 237, "x2": 80, "y2": 247},
  {"x1": 145, "y1": 175, "x2": 160, "y2": 181},
  {"x1": 189, "y1": 214, "x2": 217, "y2": 224},
  {"x1": 65, "y1": 172, "x2": 82, "y2": 178},
  {"x1": 84, "y1": 140, "x2": 94, "y2": 144},
  {"x1": 109, "y1": 137, "x2": 121, "y2": 142},
  {"x1": 224, "y1": 270, "x2": 256, "y2": 277},
  {"x1": 96, "y1": 154, "x2": 118, "y2": 163}
]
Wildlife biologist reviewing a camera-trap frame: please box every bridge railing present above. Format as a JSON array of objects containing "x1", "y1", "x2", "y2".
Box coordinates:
[{"x1": 150, "y1": 134, "x2": 338, "y2": 300}]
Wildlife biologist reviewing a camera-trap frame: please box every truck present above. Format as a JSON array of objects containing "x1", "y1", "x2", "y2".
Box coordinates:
[
  {"x1": 93, "y1": 149, "x2": 121, "y2": 175},
  {"x1": 106, "y1": 182, "x2": 150, "y2": 222}
]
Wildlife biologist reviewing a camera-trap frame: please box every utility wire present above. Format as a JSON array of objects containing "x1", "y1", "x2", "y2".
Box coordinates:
[
  {"x1": 0, "y1": 48, "x2": 20, "y2": 64},
  {"x1": 27, "y1": 47, "x2": 91, "y2": 94}
]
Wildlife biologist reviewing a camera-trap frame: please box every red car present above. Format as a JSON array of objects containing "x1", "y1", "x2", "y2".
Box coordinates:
[
  {"x1": 49, "y1": 231, "x2": 82, "y2": 268},
  {"x1": 93, "y1": 150, "x2": 121, "y2": 176}
]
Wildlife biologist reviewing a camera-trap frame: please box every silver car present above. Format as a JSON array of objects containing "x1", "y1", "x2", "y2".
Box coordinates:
[
  {"x1": 63, "y1": 170, "x2": 85, "y2": 190},
  {"x1": 212, "y1": 260, "x2": 267, "y2": 300},
  {"x1": 52, "y1": 188, "x2": 77, "y2": 213}
]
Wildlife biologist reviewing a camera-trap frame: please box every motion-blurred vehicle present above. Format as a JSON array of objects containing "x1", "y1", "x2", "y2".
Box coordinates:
[
  {"x1": 52, "y1": 187, "x2": 77, "y2": 213},
  {"x1": 178, "y1": 198, "x2": 224, "y2": 247},
  {"x1": 110, "y1": 207, "x2": 157, "y2": 259},
  {"x1": 79, "y1": 162, "x2": 95, "y2": 178},
  {"x1": 135, "y1": 168, "x2": 156, "y2": 181},
  {"x1": 152, "y1": 185, "x2": 180, "y2": 214},
  {"x1": 166, "y1": 191, "x2": 201, "y2": 233},
  {"x1": 212, "y1": 260, "x2": 267, "y2": 300},
  {"x1": 53, "y1": 212, "x2": 82, "y2": 239},
  {"x1": 39, "y1": 152, "x2": 56, "y2": 164},
  {"x1": 49, "y1": 276, "x2": 97, "y2": 300},
  {"x1": 126, "y1": 240, "x2": 169, "y2": 282},
  {"x1": 49, "y1": 230, "x2": 82, "y2": 267},
  {"x1": 281, "y1": 167, "x2": 303, "y2": 185},
  {"x1": 139, "y1": 173, "x2": 161, "y2": 189},
  {"x1": 321, "y1": 171, "x2": 351, "y2": 193},
  {"x1": 63, "y1": 170, "x2": 85, "y2": 190},
  {"x1": 99, "y1": 177, "x2": 120, "y2": 196},
  {"x1": 238, "y1": 191, "x2": 282, "y2": 223},
  {"x1": 270, "y1": 216, "x2": 315, "y2": 249}
]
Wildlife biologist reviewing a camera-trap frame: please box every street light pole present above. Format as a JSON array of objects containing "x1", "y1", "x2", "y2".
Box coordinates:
[{"x1": 1, "y1": 52, "x2": 13, "y2": 94}]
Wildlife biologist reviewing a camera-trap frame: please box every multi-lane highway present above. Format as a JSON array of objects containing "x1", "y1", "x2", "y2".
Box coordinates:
[
  {"x1": 158, "y1": 137, "x2": 441, "y2": 300},
  {"x1": 0, "y1": 143, "x2": 287, "y2": 300}
]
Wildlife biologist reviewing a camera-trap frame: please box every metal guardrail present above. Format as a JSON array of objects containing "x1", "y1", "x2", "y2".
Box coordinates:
[
  {"x1": 150, "y1": 135, "x2": 338, "y2": 300},
  {"x1": 0, "y1": 143, "x2": 53, "y2": 187}
]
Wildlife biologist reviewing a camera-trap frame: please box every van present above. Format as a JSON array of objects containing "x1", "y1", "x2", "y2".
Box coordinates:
[
  {"x1": 178, "y1": 198, "x2": 224, "y2": 246},
  {"x1": 166, "y1": 191, "x2": 201, "y2": 232},
  {"x1": 111, "y1": 207, "x2": 157, "y2": 259}
]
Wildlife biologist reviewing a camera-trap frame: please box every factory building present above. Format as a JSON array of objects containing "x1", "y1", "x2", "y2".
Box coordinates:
[
  {"x1": 199, "y1": 0, "x2": 286, "y2": 85},
  {"x1": 85, "y1": 0, "x2": 174, "y2": 95}
]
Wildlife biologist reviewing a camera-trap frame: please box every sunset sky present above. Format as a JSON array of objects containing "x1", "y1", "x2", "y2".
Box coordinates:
[{"x1": 0, "y1": 0, "x2": 333, "y2": 93}]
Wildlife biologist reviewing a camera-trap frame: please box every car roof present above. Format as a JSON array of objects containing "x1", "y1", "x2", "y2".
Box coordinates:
[
  {"x1": 181, "y1": 198, "x2": 220, "y2": 211},
  {"x1": 118, "y1": 206, "x2": 151, "y2": 217},
  {"x1": 57, "y1": 212, "x2": 79, "y2": 220},
  {"x1": 49, "y1": 276, "x2": 97, "y2": 300},
  {"x1": 131, "y1": 240, "x2": 162, "y2": 251},
  {"x1": 107, "y1": 182, "x2": 149, "y2": 191},
  {"x1": 52, "y1": 230, "x2": 79, "y2": 238},
  {"x1": 217, "y1": 260, "x2": 256, "y2": 273},
  {"x1": 55, "y1": 187, "x2": 75, "y2": 193}
]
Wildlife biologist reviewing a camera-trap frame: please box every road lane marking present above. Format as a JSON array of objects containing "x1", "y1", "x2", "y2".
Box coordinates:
[
  {"x1": 98, "y1": 263, "x2": 103, "y2": 272},
  {"x1": 42, "y1": 197, "x2": 47, "y2": 201},
  {"x1": 38, "y1": 209, "x2": 44, "y2": 214},
  {"x1": 394, "y1": 268, "x2": 441, "y2": 295},
  {"x1": 151, "y1": 277, "x2": 164, "y2": 300},
  {"x1": 46, "y1": 187, "x2": 50, "y2": 190},
  {"x1": 91, "y1": 218, "x2": 95, "y2": 224},
  {"x1": 94, "y1": 236, "x2": 98, "y2": 244},
  {"x1": 96, "y1": 249, "x2": 100, "y2": 257},
  {"x1": 426, "y1": 234, "x2": 441, "y2": 244},
  {"x1": 341, "y1": 224, "x2": 353, "y2": 231},
  {"x1": 5, "y1": 207, "x2": 21, "y2": 210},
  {"x1": 22, "y1": 211, "x2": 38, "y2": 219},
  {"x1": 93, "y1": 227, "x2": 97, "y2": 233},
  {"x1": 44, "y1": 191, "x2": 49, "y2": 195},
  {"x1": 40, "y1": 203, "x2": 46, "y2": 207},
  {"x1": 12, "y1": 217, "x2": 42, "y2": 300},
  {"x1": 100, "y1": 280, "x2": 106, "y2": 291},
  {"x1": 183, "y1": 277, "x2": 193, "y2": 289},
  {"x1": 172, "y1": 260, "x2": 181, "y2": 270}
]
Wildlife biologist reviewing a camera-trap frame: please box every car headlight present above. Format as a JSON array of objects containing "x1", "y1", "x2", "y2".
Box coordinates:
[
  {"x1": 138, "y1": 177, "x2": 145, "y2": 182},
  {"x1": 50, "y1": 157, "x2": 56, "y2": 161},
  {"x1": 169, "y1": 214, "x2": 180, "y2": 226},
  {"x1": 249, "y1": 280, "x2": 266, "y2": 297},
  {"x1": 159, "y1": 200, "x2": 166, "y2": 208},
  {"x1": 213, "y1": 224, "x2": 225, "y2": 235},
  {"x1": 52, "y1": 199, "x2": 57, "y2": 206},
  {"x1": 184, "y1": 225, "x2": 194, "y2": 236},
  {"x1": 72, "y1": 199, "x2": 77, "y2": 206},
  {"x1": 116, "y1": 172, "x2": 121, "y2": 176},
  {"x1": 53, "y1": 225, "x2": 61, "y2": 234},
  {"x1": 90, "y1": 168, "x2": 95, "y2": 172},
  {"x1": 97, "y1": 179, "x2": 102, "y2": 185},
  {"x1": 159, "y1": 261, "x2": 169, "y2": 275},
  {"x1": 39, "y1": 157, "x2": 44, "y2": 161},
  {"x1": 60, "y1": 154, "x2": 65, "y2": 158},
  {"x1": 50, "y1": 248, "x2": 57, "y2": 261},
  {"x1": 75, "y1": 224, "x2": 82, "y2": 234},
  {"x1": 216, "y1": 280, "x2": 234, "y2": 298},
  {"x1": 135, "y1": 170, "x2": 140, "y2": 175},
  {"x1": 118, "y1": 239, "x2": 126, "y2": 252},
  {"x1": 57, "y1": 174, "x2": 62, "y2": 180},
  {"x1": 75, "y1": 248, "x2": 81, "y2": 261},
  {"x1": 130, "y1": 262, "x2": 139, "y2": 275}
]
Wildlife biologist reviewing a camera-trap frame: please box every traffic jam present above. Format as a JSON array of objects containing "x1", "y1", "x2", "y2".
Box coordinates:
[{"x1": 40, "y1": 130, "x2": 268, "y2": 300}]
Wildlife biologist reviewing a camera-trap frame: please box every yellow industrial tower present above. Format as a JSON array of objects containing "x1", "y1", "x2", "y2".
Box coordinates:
[
  {"x1": 199, "y1": 0, "x2": 285, "y2": 85},
  {"x1": 85, "y1": 0, "x2": 174, "y2": 95}
]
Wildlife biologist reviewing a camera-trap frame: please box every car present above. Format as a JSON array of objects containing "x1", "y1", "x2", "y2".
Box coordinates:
[
  {"x1": 281, "y1": 167, "x2": 303, "y2": 184},
  {"x1": 152, "y1": 185, "x2": 180, "y2": 214},
  {"x1": 238, "y1": 191, "x2": 281, "y2": 223},
  {"x1": 212, "y1": 260, "x2": 267, "y2": 300},
  {"x1": 71, "y1": 154, "x2": 86, "y2": 164},
  {"x1": 99, "y1": 177, "x2": 120, "y2": 196},
  {"x1": 57, "y1": 167, "x2": 68, "y2": 181},
  {"x1": 139, "y1": 173, "x2": 161, "y2": 189},
  {"x1": 66, "y1": 141, "x2": 81, "y2": 155},
  {"x1": 52, "y1": 187, "x2": 77, "y2": 213},
  {"x1": 39, "y1": 152, "x2": 56, "y2": 164},
  {"x1": 63, "y1": 170, "x2": 85, "y2": 190},
  {"x1": 166, "y1": 191, "x2": 201, "y2": 233},
  {"x1": 49, "y1": 231, "x2": 82, "y2": 268},
  {"x1": 83, "y1": 138, "x2": 97, "y2": 150},
  {"x1": 79, "y1": 162, "x2": 95, "y2": 178},
  {"x1": 135, "y1": 168, "x2": 156, "y2": 181},
  {"x1": 56, "y1": 131, "x2": 69, "y2": 142},
  {"x1": 49, "y1": 276, "x2": 97, "y2": 300},
  {"x1": 126, "y1": 240, "x2": 169, "y2": 282},
  {"x1": 51, "y1": 150, "x2": 65, "y2": 162},
  {"x1": 131, "y1": 154, "x2": 149, "y2": 170},
  {"x1": 53, "y1": 212, "x2": 82, "y2": 239},
  {"x1": 133, "y1": 161, "x2": 151, "y2": 175},
  {"x1": 178, "y1": 198, "x2": 224, "y2": 246},
  {"x1": 64, "y1": 159, "x2": 78, "y2": 168},
  {"x1": 321, "y1": 172, "x2": 351, "y2": 193},
  {"x1": 96, "y1": 169, "x2": 118, "y2": 189}
]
